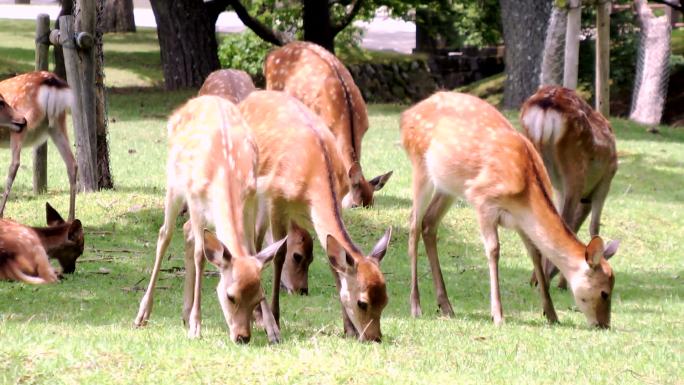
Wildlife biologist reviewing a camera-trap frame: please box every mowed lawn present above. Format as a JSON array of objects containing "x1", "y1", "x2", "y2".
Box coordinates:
[{"x1": 0, "y1": 20, "x2": 683, "y2": 385}]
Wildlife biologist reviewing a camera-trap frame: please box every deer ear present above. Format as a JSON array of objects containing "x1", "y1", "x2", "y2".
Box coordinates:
[
  {"x1": 254, "y1": 236, "x2": 287, "y2": 268},
  {"x1": 585, "y1": 236, "x2": 605, "y2": 268},
  {"x1": 369, "y1": 227, "x2": 392, "y2": 263},
  {"x1": 203, "y1": 229, "x2": 232, "y2": 268},
  {"x1": 603, "y1": 239, "x2": 619, "y2": 260},
  {"x1": 327, "y1": 234, "x2": 356, "y2": 273},
  {"x1": 68, "y1": 220, "x2": 83, "y2": 241},
  {"x1": 46, "y1": 202, "x2": 65, "y2": 226},
  {"x1": 368, "y1": 171, "x2": 393, "y2": 191},
  {"x1": 348, "y1": 162, "x2": 363, "y2": 185}
]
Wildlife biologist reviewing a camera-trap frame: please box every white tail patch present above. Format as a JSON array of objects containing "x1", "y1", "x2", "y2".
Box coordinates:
[
  {"x1": 37, "y1": 85, "x2": 73, "y2": 129},
  {"x1": 521, "y1": 106, "x2": 565, "y2": 147}
]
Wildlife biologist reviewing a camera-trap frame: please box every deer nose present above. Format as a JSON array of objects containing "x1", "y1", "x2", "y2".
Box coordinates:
[
  {"x1": 298, "y1": 287, "x2": 309, "y2": 296},
  {"x1": 235, "y1": 334, "x2": 250, "y2": 344}
]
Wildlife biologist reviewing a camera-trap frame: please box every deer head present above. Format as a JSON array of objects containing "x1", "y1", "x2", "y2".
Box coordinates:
[{"x1": 0, "y1": 94, "x2": 27, "y2": 132}]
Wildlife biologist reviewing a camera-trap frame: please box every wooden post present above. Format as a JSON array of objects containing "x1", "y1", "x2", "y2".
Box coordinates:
[
  {"x1": 563, "y1": 0, "x2": 582, "y2": 89},
  {"x1": 34, "y1": 14, "x2": 50, "y2": 194},
  {"x1": 595, "y1": 0, "x2": 611, "y2": 117},
  {"x1": 59, "y1": 14, "x2": 98, "y2": 191}
]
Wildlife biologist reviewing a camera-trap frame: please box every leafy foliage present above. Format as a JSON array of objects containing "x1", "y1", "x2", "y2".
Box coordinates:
[{"x1": 217, "y1": 30, "x2": 274, "y2": 84}]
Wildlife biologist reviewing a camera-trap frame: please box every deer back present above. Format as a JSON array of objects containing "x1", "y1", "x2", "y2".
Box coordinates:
[
  {"x1": 198, "y1": 69, "x2": 256, "y2": 104},
  {"x1": 0, "y1": 218, "x2": 59, "y2": 284}
]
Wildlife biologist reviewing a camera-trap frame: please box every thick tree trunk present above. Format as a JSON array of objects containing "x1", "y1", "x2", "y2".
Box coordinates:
[
  {"x1": 539, "y1": 6, "x2": 567, "y2": 86},
  {"x1": 630, "y1": 0, "x2": 672, "y2": 126},
  {"x1": 302, "y1": 0, "x2": 335, "y2": 52},
  {"x1": 499, "y1": 0, "x2": 552, "y2": 108},
  {"x1": 149, "y1": 0, "x2": 220, "y2": 90},
  {"x1": 102, "y1": 0, "x2": 136, "y2": 33},
  {"x1": 53, "y1": 0, "x2": 73, "y2": 79},
  {"x1": 95, "y1": 0, "x2": 114, "y2": 188}
]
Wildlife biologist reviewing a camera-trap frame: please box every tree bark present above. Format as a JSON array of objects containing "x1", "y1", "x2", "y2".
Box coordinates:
[
  {"x1": 539, "y1": 6, "x2": 567, "y2": 86},
  {"x1": 499, "y1": 0, "x2": 552, "y2": 109},
  {"x1": 95, "y1": 0, "x2": 114, "y2": 188},
  {"x1": 630, "y1": 0, "x2": 672, "y2": 126},
  {"x1": 303, "y1": 0, "x2": 335, "y2": 52},
  {"x1": 102, "y1": 0, "x2": 136, "y2": 33},
  {"x1": 149, "y1": 0, "x2": 221, "y2": 90}
]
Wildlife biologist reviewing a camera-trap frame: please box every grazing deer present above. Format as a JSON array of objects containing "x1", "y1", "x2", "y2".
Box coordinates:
[
  {"x1": 199, "y1": 69, "x2": 315, "y2": 296},
  {"x1": 133, "y1": 95, "x2": 285, "y2": 344},
  {"x1": 239, "y1": 90, "x2": 392, "y2": 342},
  {"x1": 521, "y1": 86, "x2": 618, "y2": 288},
  {"x1": 0, "y1": 202, "x2": 83, "y2": 284},
  {"x1": 401, "y1": 91, "x2": 618, "y2": 328},
  {"x1": 198, "y1": 69, "x2": 256, "y2": 104},
  {"x1": 265, "y1": 41, "x2": 393, "y2": 208},
  {"x1": 0, "y1": 72, "x2": 76, "y2": 221}
]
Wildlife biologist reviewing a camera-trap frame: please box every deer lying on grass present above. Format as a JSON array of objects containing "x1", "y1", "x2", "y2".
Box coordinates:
[
  {"x1": 198, "y1": 69, "x2": 256, "y2": 104},
  {"x1": 0, "y1": 202, "x2": 83, "y2": 284},
  {"x1": 134, "y1": 96, "x2": 285, "y2": 344},
  {"x1": 401, "y1": 91, "x2": 618, "y2": 328},
  {"x1": 521, "y1": 86, "x2": 618, "y2": 289},
  {"x1": 0, "y1": 72, "x2": 76, "y2": 221},
  {"x1": 199, "y1": 69, "x2": 315, "y2": 297},
  {"x1": 239, "y1": 90, "x2": 392, "y2": 342},
  {"x1": 265, "y1": 41, "x2": 393, "y2": 208}
]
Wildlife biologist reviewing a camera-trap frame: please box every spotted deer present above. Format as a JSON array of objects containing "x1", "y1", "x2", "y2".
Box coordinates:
[
  {"x1": 521, "y1": 86, "x2": 618, "y2": 289},
  {"x1": 198, "y1": 69, "x2": 256, "y2": 104},
  {"x1": 199, "y1": 69, "x2": 315, "y2": 296},
  {"x1": 265, "y1": 41, "x2": 393, "y2": 209},
  {"x1": 133, "y1": 95, "x2": 286, "y2": 344},
  {"x1": 402, "y1": 91, "x2": 618, "y2": 328},
  {"x1": 239, "y1": 90, "x2": 392, "y2": 342},
  {"x1": 0, "y1": 72, "x2": 76, "y2": 220},
  {"x1": 0, "y1": 202, "x2": 83, "y2": 284}
]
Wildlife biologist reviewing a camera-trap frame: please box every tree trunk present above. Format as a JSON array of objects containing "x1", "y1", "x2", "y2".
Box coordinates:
[
  {"x1": 102, "y1": 0, "x2": 136, "y2": 33},
  {"x1": 302, "y1": 0, "x2": 335, "y2": 52},
  {"x1": 539, "y1": 6, "x2": 567, "y2": 86},
  {"x1": 95, "y1": 0, "x2": 114, "y2": 188},
  {"x1": 149, "y1": 0, "x2": 220, "y2": 90},
  {"x1": 630, "y1": 0, "x2": 672, "y2": 126},
  {"x1": 54, "y1": 0, "x2": 74, "y2": 79},
  {"x1": 499, "y1": 0, "x2": 552, "y2": 109}
]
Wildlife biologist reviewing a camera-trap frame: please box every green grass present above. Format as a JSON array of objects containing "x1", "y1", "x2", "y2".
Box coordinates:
[{"x1": 0, "y1": 18, "x2": 683, "y2": 385}]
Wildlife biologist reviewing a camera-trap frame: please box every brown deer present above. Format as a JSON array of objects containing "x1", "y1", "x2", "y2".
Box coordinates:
[
  {"x1": 133, "y1": 95, "x2": 285, "y2": 344},
  {"x1": 0, "y1": 72, "x2": 76, "y2": 220},
  {"x1": 0, "y1": 202, "x2": 83, "y2": 284},
  {"x1": 402, "y1": 91, "x2": 618, "y2": 328},
  {"x1": 198, "y1": 69, "x2": 256, "y2": 104},
  {"x1": 521, "y1": 86, "x2": 618, "y2": 288},
  {"x1": 239, "y1": 90, "x2": 392, "y2": 342},
  {"x1": 199, "y1": 69, "x2": 315, "y2": 297},
  {"x1": 265, "y1": 41, "x2": 393, "y2": 209}
]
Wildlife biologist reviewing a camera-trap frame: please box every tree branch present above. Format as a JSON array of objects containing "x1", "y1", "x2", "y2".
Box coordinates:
[
  {"x1": 205, "y1": 0, "x2": 231, "y2": 24},
  {"x1": 332, "y1": 0, "x2": 365, "y2": 36},
  {"x1": 226, "y1": 0, "x2": 286, "y2": 46},
  {"x1": 649, "y1": 0, "x2": 684, "y2": 12}
]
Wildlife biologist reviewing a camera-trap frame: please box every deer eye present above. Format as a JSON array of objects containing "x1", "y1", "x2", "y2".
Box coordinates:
[
  {"x1": 0, "y1": 101, "x2": 5, "y2": 107},
  {"x1": 601, "y1": 291, "x2": 609, "y2": 300},
  {"x1": 357, "y1": 300, "x2": 368, "y2": 311},
  {"x1": 227, "y1": 295, "x2": 236, "y2": 304},
  {"x1": 293, "y1": 253, "x2": 303, "y2": 264}
]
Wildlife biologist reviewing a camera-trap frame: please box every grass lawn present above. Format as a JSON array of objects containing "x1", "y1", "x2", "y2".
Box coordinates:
[{"x1": 0, "y1": 19, "x2": 683, "y2": 385}]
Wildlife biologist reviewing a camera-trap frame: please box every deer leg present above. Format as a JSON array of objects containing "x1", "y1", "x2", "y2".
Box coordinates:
[
  {"x1": 269, "y1": 205, "x2": 288, "y2": 326},
  {"x1": 186, "y1": 202, "x2": 207, "y2": 339},
  {"x1": 134, "y1": 189, "x2": 182, "y2": 327},
  {"x1": 255, "y1": 196, "x2": 270, "y2": 251},
  {"x1": 408, "y1": 164, "x2": 434, "y2": 318},
  {"x1": 519, "y1": 232, "x2": 558, "y2": 323},
  {"x1": 421, "y1": 192, "x2": 455, "y2": 317},
  {"x1": 49, "y1": 115, "x2": 77, "y2": 221},
  {"x1": 476, "y1": 210, "x2": 503, "y2": 325},
  {"x1": 181, "y1": 220, "x2": 194, "y2": 326},
  {"x1": 0, "y1": 137, "x2": 21, "y2": 218}
]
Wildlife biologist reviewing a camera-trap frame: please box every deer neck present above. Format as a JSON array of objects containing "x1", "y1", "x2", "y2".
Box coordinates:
[
  {"x1": 30, "y1": 224, "x2": 68, "y2": 255},
  {"x1": 514, "y1": 176, "x2": 587, "y2": 282}
]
